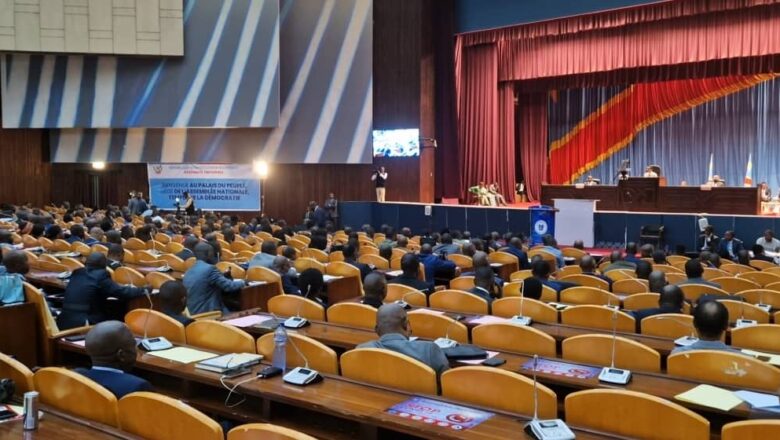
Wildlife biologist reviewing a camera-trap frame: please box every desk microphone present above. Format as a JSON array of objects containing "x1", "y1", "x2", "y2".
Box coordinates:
[
  {"x1": 597, "y1": 306, "x2": 632, "y2": 385},
  {"x1": 735, "y1": 298, "x2": 758, "y2": 328},
  {"x1": 526, "y1": 355, "x2": 575, "y2": 440},
  {"x1": 270, "y1": 312, "x2": 322, "y2": 386},
  {"x1": 138, "y1": 289, "x2": 173, "y2": 351},
  {"x1": 284, "y1": 287, "x2": 311, "y2": 328},
  {"x1": 434, "y1": 316, "x2": 460, "y2": 349},
  {"x1": 755, "y1": 290, "x2": 772, "y2": 313},
  {"x1": 395, "y1": 291, "x2": 416, "y2": 310},
  {"x1": 510, "y1": 280, "x2": 532, "y2": 326},
  {"x1": 652, "y1": 315, "x2": 699, "y2": 346}
]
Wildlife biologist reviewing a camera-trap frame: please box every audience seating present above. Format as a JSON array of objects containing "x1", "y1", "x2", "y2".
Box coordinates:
[
  {"x1": 730, "y1": 324, "x2": 780, "y2": 352},
  {"x1": 124, "y1": 238, "x2": 147, "y2": 251},
  {"x1": 721, "y1": 263, "x2": 757, "y2": 275},
  {"x1": 441, "y1": 367, "x2": 557, "y2": 418},
  {"x1": 472, "y1": 323, "x2": 556, "y2": 357},
  {"x1": 664, "y1": 273, "x2": 687, "y2": 284},
  {"x1": 301, "y1": 248, "x2": 329, "y2": 263},
  {"x1": 447, "y1": 254, "x2": 472, "y2": 270},
  {"x1": 215, "y1": 262, "x2": 246, "y2": 279},
  {"x1": 146, "y1": 272, "x2": 176, "y2": 289},
  {"x1": 449, "y1": 276, "x2": 475, "y2": 290},
  {"x1": 561, "y1": 247, "x2": 587, "y2": 263},
  {"x1": 326, "y1": 303, "x2": 377, "y2": 329},
  {"x1": 562, "y1": 334, "x2": 661, "y2": 373},
  {"x1": 560, "y1": 305, "x2": 635, "y2": 332},
  {"x1": 113, "y1": 267, "x2": 148, "y2": 287},
  {"x1": 37, "y1": 260, "x2": 69, "y2": 273},
  {"x1": 667, "y1": 350, "x2": 780, "y2": 392},
  {"x1": 60, "y1": 256, "x2": 85, "y2": 271},
  {"x1": 491, "y1": 297, "x2": 558, "y2": 323},
  {"x1": 555, "y1": 266, "x2": 582, "y2": 278},
  {"x1": 509, "y1": 270, "x2": 532, "y2": 281},
  {"x1": 666, "y1": 255, "x2": 690, "y2": 264},
  {"x1": 24, "y1": 282, "x2": 91, "y2": 364},
  {"x1": 612, "y1": 278, "x2": 649, "y2": 295},
  {"x1": 125, "y1": 309, "x2": 186, "y2": 344},
  {"x1": 500, "y1": 281, "x2": 522, "y2": 296},
  {"x1": 560, "y1": 286, "x2": 619, "y2": 306},
  {"x1": 0, "y1": 352, "x2": 34, "y2": 395},
  {"x1": 256, "y1": 333, "x2": 338, "y2": 375},
  {"x1": 652, "y1": 264, "x2": 684, "y2": 274},
  {"x1": 559, "y1": 274, "x2": 609, "y2": 291},
  {"x1": 268, "y1": 295, "x2": 326, "y2": 321},
  {"x1": 565, "y1": 389, "x2": 709, "y2": 440},
  {"x1": 749, "y1": 260, "x2": 777, "y2": 270},
  {"x1": 359, "y1": 246, "x2": 379, "y2": 257},
  {"x1": 679, "y1": 284, "x2": 729, "y2": 302},
  {"x1": 341, "y1": 348, "x2": 437, "y2": 395},
  {"x1": 487, "y1": 251, "x2": 519, "y2": 273},
  {"x1": 34, "y1": 367, "x2": 119, "y2": 427},
  {"x1": 702, "y1": 267, "x2": 731, "y2": 280},
  {"x1": 228, "y1": 423, "x2": 317, "y2": 440},
  {"x1": 326, "y1": 261, "x2": 364, "y2": 294},
  {"x1": 119, "y1": 392, "x2": 223, "y2": 440},
  {"x1": 407, "y1": 312, "x2": 468, "y2": 343},
  {"x1": 391, "y1": 247, "x2": 408, "y2": 259},
  {"x1": 738, "y1": 271, "x2": 780, "y2": 287},
  {"x1": 640, "y1": 314, "x2": 694, "y2": 339},
  {"x1": 721, "y1": 420, "x2": 780, "y2": 440},
  {"x1": 429, "y1": 289, "x2": 489, "y2": 314},
  {"x1": 717, "y1": 299, "x2": 770, "y2": 324},
  {"x1": 711, "y1": 277, "x2": 761, "y2": 294},
  {"x1": 385, "y1": 284, "x2": 427, "y2": 306},
  {"x1": 185, "y1": 320, "x2": 255, "y2": 354},
  {"x1": 357, "y1": 254, "x2": 388, "y2": 269},
  {"x1": 622, "y1": 293, "x2": 660, "y2": 311},
  {"x1": 294, "y1": 258, "x2": 326, "y2": 273},
  {"x1": 604, "y1": 269, "x2": 636, "y2": 281},
  {"x1": 246, "y1": 266, "x2": 283, "y2": 296},
  {"x1": 737, "y1": 289, "x2": 780, "y2": 308}
]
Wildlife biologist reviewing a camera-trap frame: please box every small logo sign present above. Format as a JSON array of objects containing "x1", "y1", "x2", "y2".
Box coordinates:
[{"x1": 534, "y1": 219, "x2": 548, "y2": 235}]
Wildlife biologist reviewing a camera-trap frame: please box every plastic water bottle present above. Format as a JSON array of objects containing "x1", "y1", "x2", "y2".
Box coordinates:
[{"x1": 272, "y1": 325, "x2": 287, "y2": 371}]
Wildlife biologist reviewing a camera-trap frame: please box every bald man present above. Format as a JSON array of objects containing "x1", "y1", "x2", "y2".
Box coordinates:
[
  {"x1": 648, "y1": 271, "x2": 667, "y2": 294},
  {"x1": 670, "y1": 300, "x2": 741, "y2": 355},
  {"x1": 183, "y1": 242, "x2": 245, "y2": 315},
  {"x1": 358, "y1": 304, "x2": 449, "y2": 375},
  {"x1": 631, "y1": 284, "x2": 684, "y2": 331},
  {"x1": 504, "y1": 237, "x2": 530, "y2": 270},
  {"x1": 579, "y1": 255, "x2": 612, "y2": 289},
  {"x1": 418, "y1": 243, "x2": 457, "y2": 284},
  {"x1": 75, "y1": 321, "x2": 151, "y2": 398},
  {"x1": 361, "y1": 272, "x2": 387, "y2": 308}
]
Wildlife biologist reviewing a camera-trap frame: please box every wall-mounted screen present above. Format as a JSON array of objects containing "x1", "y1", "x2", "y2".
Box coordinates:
[{"x1": 372, "y1": 129, "x2": 420, "y2": 157}]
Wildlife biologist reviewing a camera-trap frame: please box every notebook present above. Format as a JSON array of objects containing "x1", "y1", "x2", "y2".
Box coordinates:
[{"x1": 195, "y1": 353, "x2": 263, "y2": 373}]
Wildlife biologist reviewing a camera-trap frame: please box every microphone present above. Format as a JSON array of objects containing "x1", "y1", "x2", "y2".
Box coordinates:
[
  {"x1": 283, "y1": 287, "x2": 311, "y2": 328},
  {"x1": 434, "y1": 316, "x2": 460, "y2": 349},
  {"x1": 271, "y1": 312, "x2": 322, "y2": 386},
  {"x1": 526, "y1": 355, "x2": 575, "y2": 440},
  {"x1": 510, "y1": 281, "x2": 532, "y2": 326},
  {"x1": 395, "y1": 290, "x2": 417, "y2": 310},
  {"x1": 735, "y1": 298, "x2": 758, "y2": 328},
  {"x1": 652, "y1": 315, "x2": 699, "y2": 347},
  {"x1": 138, "y1": 289, "x2": 173, "y2": 351},
  {"x1": 597, "y1": 307, "x2": 632, "y2": 385},
  {"x1": 755, "y1": 290, "x2": 772, "y2": 313}
]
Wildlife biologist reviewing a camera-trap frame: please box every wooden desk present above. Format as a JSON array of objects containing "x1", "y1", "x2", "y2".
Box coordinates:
[
  {"x1": 26, "y1": 269, "x2": 68, "y2": 290},
  {"x1": 0, "y1": 302, "x2": 38, "y2": 366},
  {"x1": 57, "y1": 340, "x2": 620, "y2": 440},
  {"x1": 0, "y1": 405, "x2": 139, "y2": 439},
  {"x1": 125, "y1": 282, "x2": 277, "y2": 313}
]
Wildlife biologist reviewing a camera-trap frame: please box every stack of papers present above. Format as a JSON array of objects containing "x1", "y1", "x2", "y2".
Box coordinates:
[
  {"x1": 223, "y1": 315, "x2": 273, "y2": 328},
  {"x1": 675, "y1": 385, "x2": 743, "y2": 411},
  {"x1": 146, "y1": 347, "x2": 219, "y2": 364},
  {"x1": 734, "y1": 390, "x2": 780, "y2": 408},
  {"x1": 741, "y1": 349, "x2": 780, "y2": 367},
  {"x1": 468, "y1": 315, "x2": 508, "y2": 325},
  {"x1": 409, "y1": 308, "x2": 446, "y2": 316}
]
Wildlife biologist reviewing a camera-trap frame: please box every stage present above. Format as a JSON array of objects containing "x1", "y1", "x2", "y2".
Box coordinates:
[{"x1": 340, "y1": 200, "x2": 780, "y2": 253}]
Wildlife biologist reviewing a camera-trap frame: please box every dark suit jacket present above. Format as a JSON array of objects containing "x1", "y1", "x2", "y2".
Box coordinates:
[
  {"x1": 503, "y1": 247, "x2": 530, "y2": 270},
  {"x1": 345, "y1": 259, "x2": 372, "y2": 281},
  {"x1": 361, "y1": 296, "x2": 384, "y2": 308},
  {"x1": 717, "y1": 238, "x2": 744, "y2": 260},
  {"x1": 419, "y1": 254, "x2": 457, "y2": 283},
  {"x1": 312, "y1": 206, "x2": 329, "y2": 228},
  {"x1": 631, "y1": 305, "x2": 681, "y2": 332},
  {"x1": 467, "y1": 286, "x2": 495, "y2": 312},
  {"x1": 175, "y1": 248, "x2": 195, "y2": 261},
  {"x1": 281, "y1": 274, "x2": 300, "y2": 295},
  {"x1": 388, "y1": 274, "x2": 433, "y2": 295},
  {"x1": 164, "y1": 311, "x2": 194, "y2": 327},
  {"x1": 57, "y1": 268, "x2": 147, "y2": 330},
  {"x1": 75, "y1": 367, "x2": 151, "y2": 399}
]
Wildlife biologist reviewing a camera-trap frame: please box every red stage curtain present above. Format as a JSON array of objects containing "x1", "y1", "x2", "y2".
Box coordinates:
[{"x1": 518, "y1": 92, "x2": 548, "y2": 202}]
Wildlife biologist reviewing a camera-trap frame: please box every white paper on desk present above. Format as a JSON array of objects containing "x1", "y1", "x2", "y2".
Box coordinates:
[
  {"x1": 469, "y1": 315, "x2": 508, "y2": 325},
  {"x1": 223, "y1": 315, "x2": 272, "y2": 328},
  {"x1": 247, "y1": 281, "x2": 266, "y2": 287},
  {"x1": 385, "y1": 270, "x2": 403, "y2": 277},
  {"x1": 741, "y1": 349, "x2": 780, "y2": 367},
  {"x1": 408, "y1": 308, "x2": 446, "y2": 316},
  {"x1": 735, "y1": 390, "x2": 780, "y2": 408},
  {"x1": 459, "y1": 351, "x2": 499, "y2": 365},
  {"x1": 323, "y1": 275, "x2": 343, "y2": 282}
]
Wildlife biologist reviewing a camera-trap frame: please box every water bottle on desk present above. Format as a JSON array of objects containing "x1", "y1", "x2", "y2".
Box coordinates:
[{"x1": 272, "y1": 325, "x2": 287, "y2": 371}]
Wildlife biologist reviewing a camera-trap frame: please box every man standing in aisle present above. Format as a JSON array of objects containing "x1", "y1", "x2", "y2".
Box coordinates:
[{"x1": 371, "y1": 166, "x2": 388, "y2": 202}]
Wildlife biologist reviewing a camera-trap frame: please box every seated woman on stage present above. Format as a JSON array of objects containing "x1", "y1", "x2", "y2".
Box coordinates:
[
  {"x1": 468, "y1": 182, "x2": 492, "y2": 206},
  {"x1": 489, "y1": 182, "x2": 507, "y2": 206}
]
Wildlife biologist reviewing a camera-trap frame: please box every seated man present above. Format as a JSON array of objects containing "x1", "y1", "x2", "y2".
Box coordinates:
[
  {"x1": 107, "y1": 244, "x2": 125, "y2": 270},
  {"x1": 635, "y1": 260, "x2": 652, "y2": 280},
  {"x1": 297, "y1": 268, "x2": 327, "y2": 306},
  {"x1": 541, "y1": 234, "x2": 565, "y2": 269},
  {"x1": 176, "y1": 236, "x2": 199, "y2": 261},
  {"x1": 66, "y1": 224, "x2": 88, "y2": 244},
  {"x1": 342, "y1": 244, "x2": 371, "y2": 280},
  {"x1": 602, "y1": 251, "x2": 637, "y2": 274},
  {"x1": 652, "y1": 250, "x2": 668, "y2": 265},
  {"x1": 57, "y1": 253, "x2": 147, "y2": 330},
  {"x1": 461, "y1": 252, "x2": 504, "y2": 286},
  {"x1": 639, "y1": 244, "x2": 655, "y2": 259},
  {"x1": 521, "y1": 277, "x2": 543, "y2": 300},
  {"x1": 358, "y1": 303, "x2": 449, "y2": 375},
  {"x1": 158, "y1": 280, "x2": 194, "y2": 326},
  {"x1": 432, "y1": 233, "x2": 460, "y2": 256},
  {"x1": 504, "y1": 237, "x2": 530, "y2": 270},
  {"x1": 677, "y1": 258, "x2": 720, "y2": 288},
  {"x1": 631, "y1": 284, "x2": 684, "y2": 331},
  {"x1": 467, "y1": 266, "x2": 500, "y2": 312},
  {"x1": 362, "y1": 272, "x2": 387, "y2": 308},
  {"x1": 624, "y1": 242, "x2": 641, "y2": 265},
  {"x1": 579, "y1": 255, "x2": 612, "y2": 290},
  {"x1": 751, "y1": 244, "x2": 775, "y2": 263},
  {"x1": 648, "y1": 270, "x2": 667, "y2": 294},
  {"x1": 378, "y1": 243, "x2": 393, "y2": 261},
  {"x1": 249, "y1": 240, "x2": 296, "y2": 276},
  {"x1": 272, "y1": 256, "x2": 300, "y2": 295},
  {"x1": 756, "y1": 229, "x2": 780, "y2": 253},
  {"x1": 670, "y1": 300, "x2": 741, "y2": 354},
  {"x1": 531, "y1": 259, "x2": 577, "y2": 294},
  {"x1": 418, "y1": 244, "x2": 457, "y2": 285},
  {"x1": 75, "y1": 321, "x2": 152, "y2": 398},
  {"x1": 183, "y1": 242, "x2": 245, "y2": 315},
  {"x1": 717, "y1": 230, "x2": 744, "y2": 261},
  {"x1": 388, "y1": 253, "x2": 433, "y2": 295}
]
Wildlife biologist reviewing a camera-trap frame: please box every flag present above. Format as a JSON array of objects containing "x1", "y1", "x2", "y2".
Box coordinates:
[
  {"x1": 744, "y1": 153, "x2": 753, "y2": 187},
  {"x1": 707, "y1": 153, "x2": 714, "y2": 181}
]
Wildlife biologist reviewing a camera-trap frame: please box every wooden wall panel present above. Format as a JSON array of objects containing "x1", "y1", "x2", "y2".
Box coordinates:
[{"x1": 0, "y1": 128, "x2": 51, "y2": 207}]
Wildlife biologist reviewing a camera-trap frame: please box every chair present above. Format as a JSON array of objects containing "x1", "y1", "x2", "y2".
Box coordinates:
[
  {"x1": 40, "y1": 253, "x2": 62, "y2": 264},
  {"x1": 392, "y1": 247, "x2": 409, "y2": 259},
  {"x1": 639, "y1": 224, "x2": 664, "y2": 248},
  {"x1": 605, "y1": 269, "x2": 637, "y2": 281},
  {"x1": 667, "y1": 350, "x2": 780, "y2": 392},
  {"x1": 0, "y1": 352, "x2": 34, "y2": 395},
  {"x1": 429, "y1": 289, "x2": 489, "y2": 314},
  {"x1": 24, "y1": 283, "x2": 91, "y2": 364},
  {"x1": 71, "y1": 242, "x2": 92, "y2": 256},
  {"x1": 561, "y1": 247, "x2": 587, "y2": 264},
  {"x1": 385, "y1": 284, "x2": 427, "y2": 306},
  {"x1": 118, "y1": 392, "x2": 223, "y2": 440},
  {"x1": 679, "y1": 283, "x2": 729, "y2": 302},
  {"x1": 721, "y1": 263, "x2": 757, "y2": 275},
  {"x1": 257, "y1": 333, "x2": 338, "y2": 374},
  {"x1": 159, "y1": 254, "x2": 186, "y2": 272},
  {"x1": 501, "y1": 281, "x2": 522, "y2": 297},
  {"x1": 559, "y1": 274, "x2": 610, "y2": 291},
  {"x1": 246, "y1": 266, "x2": 284, "y2": 296},
  {"x1": 562, "y1": 334, "x2": 661, "y2": 373},
  {"x1": 738, "y1": 271, "x2": 780, "y2": 287},
  {"x1": 767, "y1": 280, "x2": 780, "y2": 291},
  {"x1": 37, "y1": 260, "x2": 68, "y2": 273},
  {"x1": 326, "y1": 261, "x2": 364, "y2": 294},
  {"x1": 487, "y1": 251, "x2": 519, "y2": 274},
  {"x1": 612, "y1": 278, "x2": 649, "y2": 295},
  {"x1": 359, "y1": 246, "x2": 379, "y2": 257},
  {"x1": 565, "y1": 389, "x2": 709, "y2": 440},
  {"x1": 491, "y1": 297, "x2": 558, "y2": 323},
  {"x1": 341, "y1": 348, "x2": 437, "y2": 395},
  {"x1": 622, "y1": 293, "x2": 660, "y2": 311},
  {"x1": 560, "y1": 286, "x2": 620, "y2": 306},
  {"x1": 52, "y1": 239, "x2": 72, "y2": 252},
  {"x1": 667, "y1": 255, "x2": 690, "y2": 264},
  {"x1": 124, "y1": 237, "x2": 147, "y2": 251},
  {"x1": 125, "y1": 309, "x2": 186, "y2": 344},
  {"x1": 447, "y1": 254, "x2": 473, "y2": 270},
  {"x1": 166, "y1": 242, "x2": 185, "y2": 254},
  {"x1": 185, "y1": 320, "x2": 255, "y2": 353},
  {"x1": 113, "y1": 267, "x2": 148, "y2": 287},
  {"x1": 216, "y1": 262, "x2": 246, "y2": 279},
  {"x1": 717, "y1": 299, "x2": 770, "y2": 324},
  {"x1": 560, "y1": 305, "x2": 635, "y2": 332},
  {"x1": 652, "y1": 264, "x2": 684, "y2": 275},
  {"x1": 287, "y1": 238, "x2": 307, "y2": 252},
  {"x1": 294, "y1": 257, "x2": 326, "y2": 273},
  {"x1": 228, "y1": 423, "x2": 317, "y2": 440},
  {"x1": 301, "y1": 248, "x2": 329, "y2": 263},
  {"x1": 407, "y1": 312, "x2": 468, "y2": 343},
  {"x1": 703, "y1": 267, "x2": 732, "y2": 280},
  {"x1": 509, "y1": 269, "x2": 533, "y2": 281},
  {"x1": 472, "y1": 323, "x2": 556, "y2": 357},
  {"x1": 34, "y1": 367, "x2": 118, "y2": 427},
  {"x1": 750, "y1": 260, "x2": 777, "y2": 271},
  {"x1": 145, "y1": 272, "x2": 176, "y2": 290},
  {"x1": 640, "y1": 313, "x2": 694, "y2": 339},
  {"x1": 664, "y1": 273, "x2": 686, "y2": 284},
  {"x1": 710, "y1": 277, "x2": 760, "y2": 294},
  {"x1": 721, "y1": 420, "x2": 780, "y2": 440},
  {"x1": 230, "y1": 240, "x2": 253, "y2": 253},
  {"x1": 327, "y1": 303, "x2": 377, "y2": 329},
  {"x1": 736, "y1": 289, "x2": 780, "y2": 308},
  {"x1": 58, "y1": 256, "x2": 84, "y2": 271},
  {"x1": 268, "y1": 295, "x2": 326, "y2": 321},
  {"x1": 731, "y1": 324, "x2": 780, "y2": 353},
  {"x1": 449, "y1": 276, "x2": 475, "y2": 291},
  {"x1": 555, "y1": 266, "x2": 582, "y2": 278},
  {"x1": 329, "y1": 250, "x2": 345, "y2": 263},
  {"x1": 357, "y1": 254, "x2": 389, "y2": 270}
]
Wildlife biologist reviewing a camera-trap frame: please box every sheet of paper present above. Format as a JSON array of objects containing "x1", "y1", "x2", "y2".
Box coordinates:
[
  {"x1": 71, "y1": 340, "x2": 86, "y2": 347},
  {"x1": 741, "y1": 349, "x2": 780, "y2": 367},
  {"x1": 675, "y1": 385, "x2": 743, "y2": 411},
  {"x1": 146, "y1": 347, "x2": 219, "y2": 364},
  {"x1": 323, "y1": 275, "x2": 343, "y2": 282},
  {"x1": 385, "y1": 270, "x2": 403, "y2": 277},
  {"x1": 734, "y1": 390, "x2": 780, "y2": 408},
  {"x1": 247, "y1": 281, "x2": 266, "y2": 286},
  {"x1": 223, "y1": 315, "x2": 272, "y2": 328},
  {"x1": 409, "y1": 308, "x2": 446, "y2": 316},
  {"x1": 459, "y1": 351, "x2": 499, "y2": 365},
  {"x1": 468, "y1": 315, "x2": 508, "y2": 325}
]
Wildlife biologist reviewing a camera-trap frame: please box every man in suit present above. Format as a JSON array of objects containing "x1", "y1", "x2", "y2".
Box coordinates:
[
  {"x1": 432, "y1": 233, "x2": 460, "y2": 256},
  {"x1": 602, "y1": 251, "x2": 637, "y2": 274},
  {"x1": 670, "y1": 300, "x2": 742, "y2": 355},
  {"x1": 158, "y1": 280, "x2": 194, "y2": 326},
  {"x1": 249, "y1": 240, "x2": 295, "y2": 276},
  {"x1": 648, "y1": 270, "x2": 667, "y2": 293},
  {"x1": 176, "y1": 236, "x2": 199, "y2": 261},
  {"x1": 503, "y1": 237, "x2": 530, "y2": 270},
  {"x1": 467, "y1": 266, "x2": 499, "y2": 312},
  {"x1": 699, "y1": 225, "x2": 719, "y2": 253},
  {"x1": 107, "y1": 244, "x2": 125, "y2": 270},
  {"x1": 362, "y1": 272, "x2": 387, "y2": 308},
  {"x1": 717, "y1": 230, "x2": 744, "y2": 261},
  {"x1": 358, "y1": 303, "x2": 449, "y2": 375},
  {"x1": 66, "y1": 224, "x2": 88, "y2": 244},
  {"x1": 75, "y1": 321, "x2": 152, "y2": 398},
  {"x1": 579, "y1": 255, "x2": 612, "y2": 290},
  {"x1": 388, "y1": 253, "x2": 433, "y2": 294},
  {"x1": 57, "y1": 253, "x2": 147, "y2": 330},
  {"x1": 311, "y1": 202, "x2": 329, "y2": 229},
  {"x1": 462, "y1": 251, "x2": 504, "y2": 287},
  {"x1": 634, "y1": 260, "x2": 652, "y2": 280},
  {"x1": 631, "y1": 284, "x2": 684, "y2": 331},
  {"x1": 541, "y1": 234, "x2": 565, "y2": 268},
  {"x1": 272, "y1": 256, "x2": 300, "y2": 295},
  {"x1": 624, "y1": 242, "x2": 641, "y2": 265},
  {"x1": 531, "y1": 259, "x2": 577, "y2": 294},
  {"x1": 418, "y1": 244, "x2": 457, "y2": 285},
  {"x1": 677, "y1": 258, "x2": 721, "y2": 288},
  {"x1": 183, "y1": 242, "x2": 245, "y2": 315},
  {"x1": 343, "y1": 244, "x2": 371, "y2": 280}
]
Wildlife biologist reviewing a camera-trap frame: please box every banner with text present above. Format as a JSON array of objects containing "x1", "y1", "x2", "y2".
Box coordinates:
[{"x1": 147, "y1": 164, "x2": 261, "y2": 212}]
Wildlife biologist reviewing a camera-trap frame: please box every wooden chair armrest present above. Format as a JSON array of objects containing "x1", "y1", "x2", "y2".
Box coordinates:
[
  {"x1": 52, "y1": 325, "x2": 92, "y2": 339},
  {"x1": 190, "y1": 311, "x2": 222, "y2": 320}
]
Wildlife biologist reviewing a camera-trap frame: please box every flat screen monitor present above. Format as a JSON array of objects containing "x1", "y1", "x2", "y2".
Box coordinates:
[{"x1": 372, "y1": 129, "x2": 420, "y2": 157}]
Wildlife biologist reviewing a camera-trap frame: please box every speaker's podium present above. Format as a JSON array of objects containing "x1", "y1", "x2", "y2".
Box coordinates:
[
  {"x1": 618, "y1": 177, "x2": 660, "y2": 211},
  {"x1": 552, "y1": 199, "x2": 597, "y2": 248}
]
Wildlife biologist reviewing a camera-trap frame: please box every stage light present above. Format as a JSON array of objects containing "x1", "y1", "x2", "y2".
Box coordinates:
[
  {"x1": 253, "y1": 160, "x2": 269, "y2": 179},
  {"x1": 92, "y1": 161, "x2": 106, "y2": 170}
]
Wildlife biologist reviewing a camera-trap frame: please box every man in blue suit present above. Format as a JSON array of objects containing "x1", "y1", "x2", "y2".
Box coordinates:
[
  {"x1": 466, "y1": 266, "x2": 499, "y2": 313},
  {"x1": 717, "y1": 230, "x2": 744, "y2": 261},
  {"x1": 343, "y1": 243, "x2": 371, "y2": 280},
  {"x1": 75, "y1": 321, "x2": 152, "y2": 398},
  {"x1": 183, "y1": 242, "x2": 245, "y2": 315},
  {"x1": 630, "y1": 285, "x2": 685, "y2": 332},
  {"x1": 418, "y1": 244, "x2": 457, "y2": 285},
  {"x1": 503, "y1": 237, "x2": 530, "y2": 270}
]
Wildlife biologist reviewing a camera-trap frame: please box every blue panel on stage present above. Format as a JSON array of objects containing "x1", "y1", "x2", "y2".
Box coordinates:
[
  {"x1": 660, "y1": 215, "x2": 695, "y2": 251},
  {"x1": 735, "y1": 217, "x2": 775, "y2": 244},
  {"x1": 444, "y1": 207, "x2": 468, "y2": 233},
  {"x1": 508, "y1": 209, "x2": 530, "y2": 237},
  {"x1": 465, "y1": 207, "x2": 489, "y2": 236},
  {"x1": 340, "y1": 202, "x2": 372, "y2": 229},
  {"x1": 706, "y1": 216, "x2": 736, "y2": 241},
  {"x1": 594, "y1": 213, "x2": 625, "y2": 245},
  {"x1": 484, "y1": 209, "x2": 511, "y2": 235},
  {"x1": 397, "y1": 204, "x2": 429, "y2": 235}
]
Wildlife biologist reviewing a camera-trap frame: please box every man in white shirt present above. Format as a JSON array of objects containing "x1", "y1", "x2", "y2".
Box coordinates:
[
  {"x1": 371, "y1": 167, "x2": 388, "y2": 202},
  {"x1": 756, "y1": 229, "x2": 780, "y2": 253}
]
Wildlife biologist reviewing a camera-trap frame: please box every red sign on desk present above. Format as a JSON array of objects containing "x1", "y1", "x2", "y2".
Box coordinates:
[
  {"x1": 386, "y1": 397, "x2": 493, "y2": 430},
  {"x1": 521, "y1": 359, "x2": 600, "y2": 379}
]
